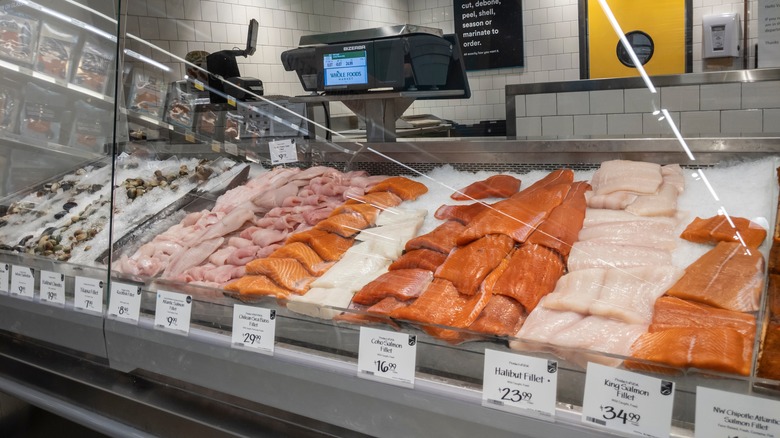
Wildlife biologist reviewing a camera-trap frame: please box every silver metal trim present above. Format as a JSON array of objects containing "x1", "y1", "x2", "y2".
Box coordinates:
[{"x1": 298, "y1": 25, "x2": 443, "y2": 46}]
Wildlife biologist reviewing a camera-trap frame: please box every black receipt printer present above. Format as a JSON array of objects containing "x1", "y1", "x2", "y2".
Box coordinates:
[{"x1": 281, "y1": 25, "x2": 470, "y2": 97}]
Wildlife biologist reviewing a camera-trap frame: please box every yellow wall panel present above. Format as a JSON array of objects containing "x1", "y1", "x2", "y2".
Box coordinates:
[{"x1": 588, "y1": 0, "x2": 686, "y2": 78}]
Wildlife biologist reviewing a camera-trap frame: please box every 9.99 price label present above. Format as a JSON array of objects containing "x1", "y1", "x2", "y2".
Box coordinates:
[
  {"x1": 10, "y1": 265, "x2": 34, "y2": 300},
  {"x1": 154, "y1": 290, "x2": 192, "y2": 335},
  {"x1": 269, "y1": 139, "x2": 297, "y2": 165},
  {"x1": 482, "y1": 349, "x2": 558, "y2": 420},
  {"x1": 582, "y1": 362, "x2": 675, "y2": 438},
  {"x1": 357, "y1": 327, "x2": 417, "y2": 388}
]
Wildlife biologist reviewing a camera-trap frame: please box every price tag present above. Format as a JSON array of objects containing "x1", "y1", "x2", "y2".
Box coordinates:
[
  {"x1": 74, "y1": 276, "x2": 103, "y2": 314},
  {"x1": 185, "y1": 131, "x2": 195, "y2": 142},
  {"x1": 227, "y1": 96, "x2": 237, "y2": 107},
  {"x1": 39, "y1": 270, "x2": 65, "y2": 306},
  {"x1": 695, "y1": 387, "x2": 780, "y2": 438},
  {"x1": 357, "y1": 327, "x2": 417, "y2": 388},
  {"x1": 269, "y1": 139, "x2": 297, "y2": 165},
  {"x1": 482, "y1": 349, "x2": 558, "y2": 420},
  {"x1": 225, "y1": 142, "x2": 238, "y2": 156},
  {"x1": 154, "y1": 290, "x2": 192, "y2": 335},
  {"x1": 107, "y1": 282, "x2": 142, "y2": 323},
  {"x1": 211, "y1": 141, "x2": 221, "y2": 153},
  {"x1": 231, "y1": 304, "x2": 276, "y2": 355},
  {"x1": 582, "y1": 362, "x2": 675, "y2": 438},
  {"x1": 193, "y1": 80, "x2": 204, "y2": 91},
  {"x1": 10, "y1": 265, "x2": 34, "y2": 300},
  {"x1": 0, "y1": 263, "x2": 9, "y2": 294}
]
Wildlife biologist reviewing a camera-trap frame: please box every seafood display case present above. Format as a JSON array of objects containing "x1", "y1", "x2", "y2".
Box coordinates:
[{"x1": 1, "y1": 1, "x2": 780, "y2": 438}]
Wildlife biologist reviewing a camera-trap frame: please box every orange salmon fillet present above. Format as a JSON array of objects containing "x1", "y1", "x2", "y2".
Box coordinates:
[
  {"x1": 650, "y1": 296, "x2": 756, "y2": 336},
  {"x1": 681, "y1": 215, "x2": 767, "y2": 249},
  {"x1": 757, "y1": 322, "x2": 780, "y2": 380},
  {"x1": 434, "y1": 234, "x2": 515, "y2": 295},
  {"x1": 352, "y1": 269, "x2": 433, "y2": 305},
  {"x1": 628, "y1": 327, "x2": 753, "y2": 376},
  {"x1": 666, "y1": 241, "x2": 765, "y2": 312},
  {"x1": 468, "y1": 295, "x2": 527, "y2": 337},
  {"x1": 367, "y1": 176, "x2": 429, "y2": 200},
  {"x1": 224, "y1": 275, "x2": 291, "y2": 299},
  {"x1": 451, "y1": 174, "x2": 522, "y2": 200},
  {"x1": 492, "y1": 243, "x2": 565, "y2": 312},
  {"x1": 388, "y1": 248, "x2": 448, "y2": 271},
  {"x1": 285, "y1": 229, "x2": 355, "y2": 262},
  {"x1": 345, "y1": 191, "x2": 403, "y2": 209},
  {"x1": 404, "y1": 220, "x2": 465, "y2": 253},
  {"x1": 390, "y1": 278, "x2": 492, "y2": 330},
  {"x1": 434, "y1": 202, "x2": 491, "y2": 224},
  {"x1": 268, "y1": 242, "x2": 331, "y2": 276},
  {"x1": 526, "y1": 181, "x2": 590, "y2": 260},
  {"x1": 244, "y1": 258, "x2": 314, "y2": 294},
  {"x1": 329, "y1": 203, "x2": 381, "y2": 225},
  {"x1": 314, "y1": 212, "x2": 370, "y2": 237}
]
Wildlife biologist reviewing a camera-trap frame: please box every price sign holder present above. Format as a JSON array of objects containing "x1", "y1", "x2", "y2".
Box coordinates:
[
  {"x1": 107, "y1": 282, "x2": 143, "y2": 323},
  {"x1": 10, "y1": 265, "x2": 35, "y2": 300},
  {"x1": 231, "y1": 304, "x2": 276, "y2": 355},
  {"x1": 154, "y1": 290, "x2": 192, "y2": 335},
  {"x1": 582, "y1": 362, "x2": 675, "y2": 438},
  {"x1": 74, "y1": 276, "x2": 104, "y2": 314},
  {"x1": 269, "y1": 139, "x2": 297, "y2": 165},
  {"x1": 0, "y1": 263, "x2": 9, "y2": 294},
  {"x1": 482, "y1": 349, "x2": 558, "y2": 421},
  {"x1": 695, "y1": 386, "x2": 780, "y2": 438},
  {"x1": 357, "y1": 327, "x2": 417, "y2": 388},
  {"x1": 225, "y1": 142, "x2": 239, "y2": 156},
  {"x1": 39, "y1": 270, "x2": 65, "y2": 307},
  {"x1": 211, "y1": 141, "x2": 221, "y2": 153}
]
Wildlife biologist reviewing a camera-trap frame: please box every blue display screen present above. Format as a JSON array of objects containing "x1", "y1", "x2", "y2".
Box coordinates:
[{"x1": 323, "y1": 50, "x2": 368, "y2": 86}]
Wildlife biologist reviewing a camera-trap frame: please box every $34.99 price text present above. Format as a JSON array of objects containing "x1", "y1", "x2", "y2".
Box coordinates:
[{"x1": 601, "y1": 405, "x2": 641, "y2": 425}]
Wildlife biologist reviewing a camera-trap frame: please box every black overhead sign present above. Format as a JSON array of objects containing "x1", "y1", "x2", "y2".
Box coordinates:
[{"x1": 454, "y1": 0, "x2": 524, "y2": 70}]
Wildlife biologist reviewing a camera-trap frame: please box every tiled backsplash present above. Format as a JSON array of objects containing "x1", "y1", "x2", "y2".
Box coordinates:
[{"x1": 511, "y1": 79, "x2": 780, "y2": 139}]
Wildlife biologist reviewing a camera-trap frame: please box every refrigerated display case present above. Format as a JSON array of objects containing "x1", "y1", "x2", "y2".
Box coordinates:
[{"x1": 1, "y1": 1, "x2": 780, "y2": 438}]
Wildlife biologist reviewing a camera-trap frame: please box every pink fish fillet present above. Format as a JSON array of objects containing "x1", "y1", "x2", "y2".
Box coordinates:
[{"x1": 162, "y1": 237, "x2": 224, "y2": 279}]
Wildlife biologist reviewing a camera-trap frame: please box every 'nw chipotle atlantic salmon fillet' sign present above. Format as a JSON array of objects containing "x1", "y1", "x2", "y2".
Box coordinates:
[{"x1": 695, "y1": 387, "x2": 780, "y2": 438}]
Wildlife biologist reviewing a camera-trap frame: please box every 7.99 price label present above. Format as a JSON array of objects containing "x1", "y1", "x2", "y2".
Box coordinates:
[
  {"x1": 231, "y1": 304, "x2": 276, "y2": 355},
  {"x1": 357, "y1": 327, "x2": 417, "y2": 388},
  {"x1": 482, "y1": 349, "x2": 558, "y2": 420}
]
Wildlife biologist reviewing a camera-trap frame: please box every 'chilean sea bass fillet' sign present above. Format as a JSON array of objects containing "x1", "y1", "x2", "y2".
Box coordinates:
[{"x1": 454, "y1": 0, "x2": 524, "y2": 70}]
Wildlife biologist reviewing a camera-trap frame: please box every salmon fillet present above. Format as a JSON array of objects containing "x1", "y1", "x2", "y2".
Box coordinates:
[
  {"x1": 666, "y1": 241, "x2": 765, "y2": 312},
  {"x1": 390, "y1": 278, "x2": 492, "y2": 331},
  {"x1": 650, "y1": 296, "x2": 756, "y2": 336},
  {"x1": 334, "y1": 297, "x2": 406, "y2": 328},
  {"x1": 758, "y1": 322, "x2": 780, "y2": 380},
  {"x1": 451, "y1": 174, "x2": 522, "y2": 200},
  {"x1": 286, "y1": 229, "x2": 355, "y2": 262},
  {"x1": 434, "y1": 202, "x2": 491, "y2": 224},
  {"x1": 268, "y1": 242, "x2": 331, "y2": 276},
  {"x1": 492, "y1": 243, "x2": 565, "y2": 312},
  {"x1": 345, "y1": 191, "x2": 403, "y2": 209},
  {"x1": 468, "y1": 295, "x2": 526, "y2": 337},
  {"x1": 367, "y1": 176, "x2": 429, "y2": 200},
  {"x1": 244, "y1": 258, "x2": 314, "y2": 294},
  {"x1": 680, "y1": 215, "x2": 767, "y2": 249},
  {"x1": 352, "y1": 269, "x2": 433, "y2": 305},
  {"x1": 224, "y1": 274, "x2": 291, "y2": 299},
  {"x1": 434, "y1": 234, "x2": 515, "y2": 295},
  {"x1": 314, "y1": 212, "x2": 370, "y2": 237},
  {"x1": 628, "y1": 327, "x2": 753, "y2": 376},
  {"x1": 404, "y1": 220, "x2": 465, "y2": 253},
  {"x1": 329, "y1": 203, "x2": 381, "y2": 225},
  {"x1": 526, "y1": 181, "x2": 589, "y2": 260},
  {"x1": 389, "y1": 248, "x2": 448, "y2": 271}
]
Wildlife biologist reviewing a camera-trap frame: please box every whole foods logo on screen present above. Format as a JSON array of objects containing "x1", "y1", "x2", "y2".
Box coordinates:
[
  {"x1": 324, "y1": 49, "x2": 369, "y2": 86},
  {"x1": 455, "y1": 0, "x2": 524, "y2": 70}
]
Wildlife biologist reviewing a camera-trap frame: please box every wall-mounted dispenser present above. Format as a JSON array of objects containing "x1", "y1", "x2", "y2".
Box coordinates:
[{"x1": 702, "y1": 13, "x2": 740, "y2": 58}]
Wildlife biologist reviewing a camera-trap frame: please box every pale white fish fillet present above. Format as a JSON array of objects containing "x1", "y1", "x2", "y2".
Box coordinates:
[
  {"x1": 310, "y1": 243, "x2": 391, "y2": 289},
  {"x1": 251, "y1": 181, "x2": 300, "y2": 212},
  {"x1": 585, "y1": 191, "x2": 638, "y2": 210},
  {"x1": 567, "y1": 241, "x2": 672, "y2": 271},
  {"x1": 511, "y1": 307, "x2": 584, "y2": 350},
  {"x1": 540, "y1": 268, "x2": 606, "y2": 314},
  {"x1": 625, "y1": 183, "x2": 678, "y2": 217},
  {"x1": 578, "y1": 220, "x2": 677, "y2": 251},
  {"x1": 551, "y1": 316, "x2": 648, "y2": 367},
  {"x1": 162, "y1": 237, "x2": 224, "y2": 279},
  {"x1": 589, "y1": 266, "x2": 685, "y2": 324},
  {"x1": 661, "y1": 163, "x2": 685, "y2": 194},
  {"x1": 583, "y1": 208, "x2": 678, "y2": 228},
  {"x1": 375, "y1": 208, "x2": 428, "y2": 226},
  {"x1": 287, "y1": 287, "x2": 356, "y2": 320},
  {"x1": 591, "y1": 160, "x2": 663, "y2": 195},
  {"x1": 188, "y1": 207, "x2": 254, "y2": 244}
]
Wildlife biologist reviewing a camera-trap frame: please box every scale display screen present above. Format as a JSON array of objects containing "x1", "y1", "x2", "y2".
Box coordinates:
[{"x1": 323, "y1": 50, "x2": 368, "y2": 87}]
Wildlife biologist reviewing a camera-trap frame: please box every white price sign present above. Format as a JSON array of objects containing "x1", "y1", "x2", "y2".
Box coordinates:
[
  {"x1": 39, "y1": 270, "x2": 65, "y2": 306},
  {"x1": 225, "y1": 142, "x2": 238, "y2": 156},
  {"x1": 10, "y1": 265, "x2": 34, "y2": 300},
  {"x1": 108, "y1": 282, "x2": 143, "y2": 323},
  {"x1": 231, "y1": 304, "x2": 276, "y2": 355},
  {"x1": 154, "y1": 290, "x2": 192, "y2": 335},
  {"x1": 269, "y1": 139, "x2": 297, "y2": 165},
  {"x1": 357, "y1": 327, "x2": 417, "y2": 388},
  {"x1": 0, "y1": 263, "x2": 9, "y2": 294},
  {"x1": 74, "y1": 276, "x2": 103, "y2": 314},
  {"x1": 482, "y1": 349, "x2": 558, "y2": 420},
  {"x1": 582, "y1": 362, "x2": 675, "y2": 438},
  {"x1": 696, "y1": 387, "x2": 780, "y2": 438}
]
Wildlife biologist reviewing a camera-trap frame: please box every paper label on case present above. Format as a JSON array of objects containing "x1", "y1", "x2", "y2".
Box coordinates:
[
  {"x1": 269, "y1": 139, "x2": 297, "y2": 165},
  {"x1": 225, "y1": 142, "x2": 238, "y2": 156},
  {"x1": 231, "y1": 304, "x2": 276, "y2": 355},
  {"x1": 357, "y1": 327, "x2": 417, "y2": 388},
  {"x1": 10, "y1": 265, "x2": 34, "y2": 300},
  {"x1": 108, "y1": 282, "x2": 142, "y2": 323},
  {"x1": 482, "y1": 349, "x2": 558, "y2": 421},
  {"x1": 582, "y1": 362, "x2": 675, "y2": 438},
  {"x1": 0, "y1": 263, "x2": 9, "y2": 294},
  {"x1": 74, "y1": 276, "x2": 103, "y2": 314},
  {"x1": 154, "y1": 290, "x2": 192, "y2": 335},
  {"x1": 695, "y1": 386, "x2": 780, "y2": 438},
  {"x1": 39, "y1": 270, "x2": 65, "y2": 306}
]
